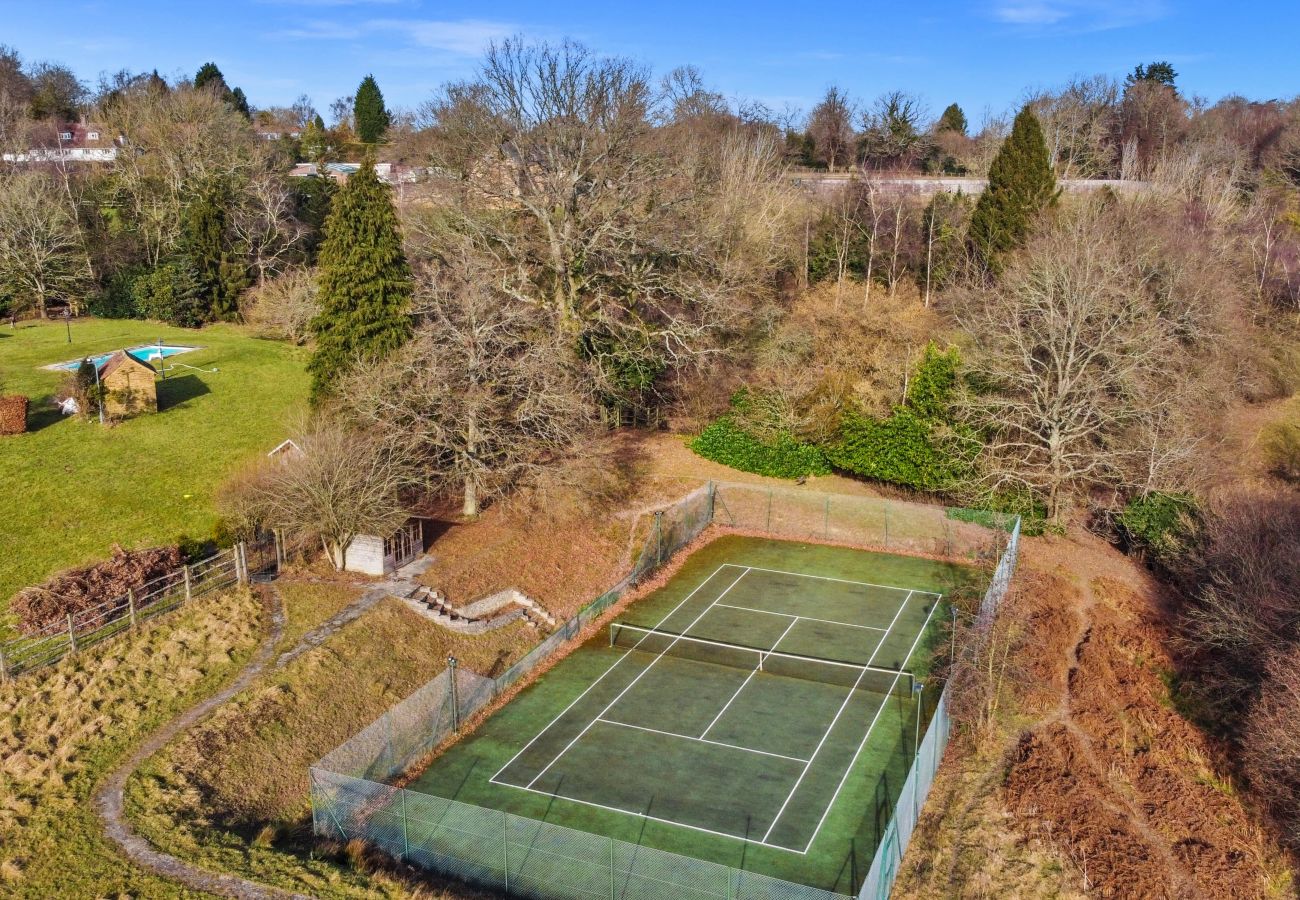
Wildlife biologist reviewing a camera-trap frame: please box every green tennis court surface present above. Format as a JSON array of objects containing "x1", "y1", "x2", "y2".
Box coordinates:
[{"x1": 406, "y1": 535, "x2": 975, "y2": 892}]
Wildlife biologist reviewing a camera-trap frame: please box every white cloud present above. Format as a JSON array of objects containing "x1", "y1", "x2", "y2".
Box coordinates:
[
  {"x1": 273, "y1": 16, "x2": 517, "y2": 58},
  {"x1": 989, "y1": 0, "x2": 1169, "y2": 31}
]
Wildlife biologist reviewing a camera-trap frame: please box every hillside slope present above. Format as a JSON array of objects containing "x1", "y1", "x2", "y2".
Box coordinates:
[{"x1": 895, "y1": 532, "x2": 1288, "y2": 898}]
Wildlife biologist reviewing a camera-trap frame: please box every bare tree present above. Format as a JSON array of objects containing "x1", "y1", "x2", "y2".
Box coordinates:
[
  {"x1": 1025, "y1": 75, "x2": 1121, "y2": 178},
  {"x1": 806, "y1": 86, "x2": 855, "y2": 172},
  {"x1": 338, "y1": 256, "x2": 595, "y2": 517},
  {"x1": 242, "y1": 266, "x2": 318, "y2": 344},
  {"x1": 955, "y1": 203, "x2": 1208, "y2": 518},
  {"x1": 220, "y1": 419, "x2": 418, "y2": 570},
  {"x1": 0, "y1": 171, "x2": 89, "y2": 316},
  {"x1": 419, "y1": 39, "x2": 798, "y2": 403},
  {"x1": 230, "y1": 170, "x2": 305, "y2": 285},
  {"x1": 858, "y1": 91, "x2": 931, "y2": 170}
]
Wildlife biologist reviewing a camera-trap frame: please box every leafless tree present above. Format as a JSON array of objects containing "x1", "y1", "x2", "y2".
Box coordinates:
[
  {"x1": 242, "y1": 266, "x2": 318, "y2": 344},
  {"x1": 806, "y1": 86, "x2": 855, "y2": 172},
  {"x1": 0, "y1": 171, "x2": 89, "y2": 316},
  {"x1": 220, "y1": 419, "x2": 418, "y2": 570},
  {"x1": 1025, "y1": 75, "x2": 1121, "y2": 178},
  {"x1": 857, "y1": 91, "x2": 931, "y2": 171},
  {"x1": 955, "y1": 203, "x2": 1209, "y2": 518},
  {"x1": 230, "y1": 170, "x2": 305, "y2": 285},
  {"x1": 338, "y1": 255, "x2": 595, "y2": 517},
  {"x1": 418, "y1": 39, "x2": 798, "y2": 400}
]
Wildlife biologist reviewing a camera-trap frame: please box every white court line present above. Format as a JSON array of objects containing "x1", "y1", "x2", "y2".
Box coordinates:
[
  {"x1": 597, "y1": 717, "x2": 810, "y2": 764},
  {"x1": 761, "y1": 588, "x2": 914, "y2": 843},
  {"x1": 489, "y1": 563, "x2": 734, "y2": 786},
  {"x1": 715, "y1": 602, "x2": 889, "y2": 633},
  {"x1": 868, "y1": 591, "x2": 912, "y2": 667},
  {"x1": 522, "y1": 568, "x2": 751, "y2": 790},
  {"x1": 723, "y1": 562, "x2": 942, "y2": 597},
  {"x1": 800, "y1": 592, "x2": 944, "y2": 853},
  {"x1": 503, "y1": 779, "x2": 809, "y2": 854},
  {"x1": 699, "y1": 616, "x2": 799, "y2": 741}
]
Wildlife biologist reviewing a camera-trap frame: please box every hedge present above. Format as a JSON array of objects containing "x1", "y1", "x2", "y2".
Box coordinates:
[{"x1": 689, "y1": 417, "x2": 831, "y2": 479}]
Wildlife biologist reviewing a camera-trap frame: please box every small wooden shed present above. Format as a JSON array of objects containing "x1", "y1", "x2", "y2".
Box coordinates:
[{"x1": 97, "y1": 350, "x2": 157, "y2": 418}]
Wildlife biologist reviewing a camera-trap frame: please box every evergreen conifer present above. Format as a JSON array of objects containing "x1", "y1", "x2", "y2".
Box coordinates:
[
  {"x1": 968, "y1": 106, "x2": 1057, "y2": 274},
  {"x1": 353, "y1": 75, "x2": 390, "y2": 143},
  {"x1": 307, "y1": 159, "x2": 412, "y2": 402}
]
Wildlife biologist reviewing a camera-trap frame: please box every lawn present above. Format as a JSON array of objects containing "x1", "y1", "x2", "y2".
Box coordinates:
[{"x1": 0, "y1": 318, "x2": 308, "y2": 627}]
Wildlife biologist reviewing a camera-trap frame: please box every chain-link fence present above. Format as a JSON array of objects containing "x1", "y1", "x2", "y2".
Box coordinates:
[
  {"x1": 311, "y1": 483, "x2": 1022, "y2": 899},
  {"x1": 0, "y1": 538, "x2": 270, "y2": 682},
  {"x1": 857, "y1": 517, "x2": 1021, "y2": 900},
  {"x1": 711, "y1": 483, "x2": 1003, "y2": 561}
]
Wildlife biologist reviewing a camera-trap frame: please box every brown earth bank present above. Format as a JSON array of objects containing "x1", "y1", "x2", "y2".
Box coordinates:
[{"x1": 896, "y1": 531, "x2": 1288, "y2": 899}]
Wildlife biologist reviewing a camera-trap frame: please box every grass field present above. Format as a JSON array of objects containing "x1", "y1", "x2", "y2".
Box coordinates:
[
  {"x1": 0, "y1": 318, "x2": 308, "y2": 625},
  {"x1": 402, "y1": 534, "x2": 978, "y2": 895}
]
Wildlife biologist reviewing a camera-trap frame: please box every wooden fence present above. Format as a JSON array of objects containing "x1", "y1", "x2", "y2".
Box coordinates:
[{"x1": 0, "y1": 539, "x2": 272, "y2": 682}]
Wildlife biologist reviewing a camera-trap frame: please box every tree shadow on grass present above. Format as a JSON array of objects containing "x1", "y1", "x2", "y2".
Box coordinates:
[
  {"x1": 158, "y1": 374, "x2": 211, "y2": 412},
  {"x1": 23, "y1": 396, "x2": 66, "y2": 433}
]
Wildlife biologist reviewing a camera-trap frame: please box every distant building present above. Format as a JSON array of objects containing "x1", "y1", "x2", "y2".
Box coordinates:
[
  {"x1": 2, "y1": 121, "x2": 121, "y2": 163},
  {"x1": 288, "y1": 161, "x2": 425, "y2": 186},
  {"x1": 255, "y1": 129, "x2": 302, "y2": 141},
  {"x1": 97, "y1": 350, "x2": 157, "y2": 418}
]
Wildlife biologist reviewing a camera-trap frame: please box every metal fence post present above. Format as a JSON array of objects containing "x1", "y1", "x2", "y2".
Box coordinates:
[
  {"x1": 609, "y1": 836, "x2": 616, "y2": 899},
  {"x1": 823, "y1": 496, "x2": 831, "y2": 539},
  {"x1": 183, "y1": 564, "x2": 192, "y2": 603},
  {"x1": 884, "y1": 501, "x2": 890, "y2": 546},
  {"x1": 449, "y1": 657, "x2": 460, "y2": 733},
  {"x1": 706, "y1": 480, "x2": 717, "y2": 525},
  {"x1": 400, "y1": 788, "x2": 410, "y2": 860},
  {"x1": 128, "y1": 589, "x2": 137, "y2": 628},
  {"x1": 67, "y1": 614, "x2": 78, "y2": 654},
  {"x1": 502, "y1": 811, "x2": 510, "y2": 895},
  {"x1": 765, "y1": 489, "x2": 773, "y2": 532},
  {"x1": 653, "y1": 511, "x2": 664, "y2": 567}
]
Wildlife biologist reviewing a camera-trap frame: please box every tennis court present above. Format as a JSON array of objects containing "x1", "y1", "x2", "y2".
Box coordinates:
[
  {"x1": 402, "y1": 535, "x2": 967, "y2": 892},
  {"x1": 489, "y1": 561, "x2": 940, "y2": 855}
]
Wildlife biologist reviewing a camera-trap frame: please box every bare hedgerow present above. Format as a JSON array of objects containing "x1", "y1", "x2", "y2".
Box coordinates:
[
  {"x1": 1241, "y1": 648, "x2": 1300, "y2": 853},
  {"x1": 241, "y1": 266, "x2": 318, "y2": 344}
]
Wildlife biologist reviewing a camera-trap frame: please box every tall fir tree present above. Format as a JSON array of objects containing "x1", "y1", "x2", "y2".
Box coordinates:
[
  {"x1": 194, "y1": 62, "x2": 226, "y2": 92},
  {"x1": 937, "y1": 103, "x2": 968, "y2": 136},
  {"x1": 967, "y1": 106, "x2": 1058, "y2": 274},
  {"x1": 181, "y1": 184, "x2": 246, "y2": 320},
  {"x1": 308, "y1": 159, "x2": 412, "y2": 402},
  {"x1": 353, "y1": 75, "x2": 390, "y2": 144}
]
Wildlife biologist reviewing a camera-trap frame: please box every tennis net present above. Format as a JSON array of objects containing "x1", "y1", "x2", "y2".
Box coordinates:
[{"x1": 610, "y1": 622, "x2": 915, "y2": 698}]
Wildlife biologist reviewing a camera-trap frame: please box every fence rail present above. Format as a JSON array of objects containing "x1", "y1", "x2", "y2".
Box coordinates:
[
  {"x1": 0, "y1": 539, "x2": 267, "y2": 682},
  {"x1": 311, "y1": 482, "x2": 1023, "y2": 900}
]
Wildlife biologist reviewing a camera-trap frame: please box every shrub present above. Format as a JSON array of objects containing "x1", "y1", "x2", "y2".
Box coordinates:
[
  {"x1": 690, "y1": 416, "x2": 830, "y2": 479},
  {"x1": 1260, "y1": 421, "x2": 1300, "y2": 482},
  {"x1": 0, "y1": 394, "x2": 27, "y2": 435},
  {"x1": 132, "y1": 260, "x2": 206, "y2": 327},
  {"x1": 824, "y1": 344, "x2": 974, "y2": 492},
  {"x1": 1117, "y1": 491, "x2": 1200, "y2": 564}
]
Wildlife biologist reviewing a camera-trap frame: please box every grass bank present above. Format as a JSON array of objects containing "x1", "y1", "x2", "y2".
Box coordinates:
[
  {"x1": 124, "y1": 582, "x2": 535, "y2": 898},
  {"x1": 0, "y1": 318, "x2": 307, "y2": 622},
  {"x1": 0, "y1": 588, "x2": 264, "y2": 898}
]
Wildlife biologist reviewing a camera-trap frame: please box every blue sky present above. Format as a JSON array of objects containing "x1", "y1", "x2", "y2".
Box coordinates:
[{"x1": 7, "y1": 0, "x2": 1298, "y2": 125}]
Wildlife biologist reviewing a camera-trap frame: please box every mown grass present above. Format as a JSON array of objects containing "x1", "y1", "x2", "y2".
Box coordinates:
[
  {"x1": 0, "y1": 318, "x2": 308, "y2": 625},
  {"x1": 0, "y1": 587, "x2": 264, "y2": 898},
  {"x1": 125, "y1": 592, "x2": 536, "y2": 898}
]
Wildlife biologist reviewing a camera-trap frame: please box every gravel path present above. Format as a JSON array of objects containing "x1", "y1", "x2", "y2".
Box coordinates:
[{"x1": 93, "y1": 572, "x2": 424, "y2": 899}]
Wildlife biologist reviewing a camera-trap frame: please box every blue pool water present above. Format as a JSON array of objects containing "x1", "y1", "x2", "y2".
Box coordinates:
[{"x1": 49, "y1": 344, "x2": 200, "y2": 371}]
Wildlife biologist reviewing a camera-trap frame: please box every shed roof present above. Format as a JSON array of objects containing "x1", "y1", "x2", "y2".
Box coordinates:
[{"x1": 97, "y1": 350, "x2": 156, "y2": 379}]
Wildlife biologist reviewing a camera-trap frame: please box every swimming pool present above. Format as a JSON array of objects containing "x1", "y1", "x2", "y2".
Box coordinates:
[{"x1": 45, "y1": 344, "x2": 201, "y2": 372}]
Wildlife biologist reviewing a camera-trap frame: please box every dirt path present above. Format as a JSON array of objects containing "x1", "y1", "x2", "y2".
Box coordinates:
[
  {"x1": 93, "y1": 572, "x2": 425, "y2": 899},
  {"x1": 1000, "y1": 535, "x2": 1272, "y2": 898}
]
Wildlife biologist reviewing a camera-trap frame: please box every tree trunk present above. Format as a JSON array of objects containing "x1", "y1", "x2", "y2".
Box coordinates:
[{"x1": 463, "y1": 478, "x2": 479, "y2": 518}]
